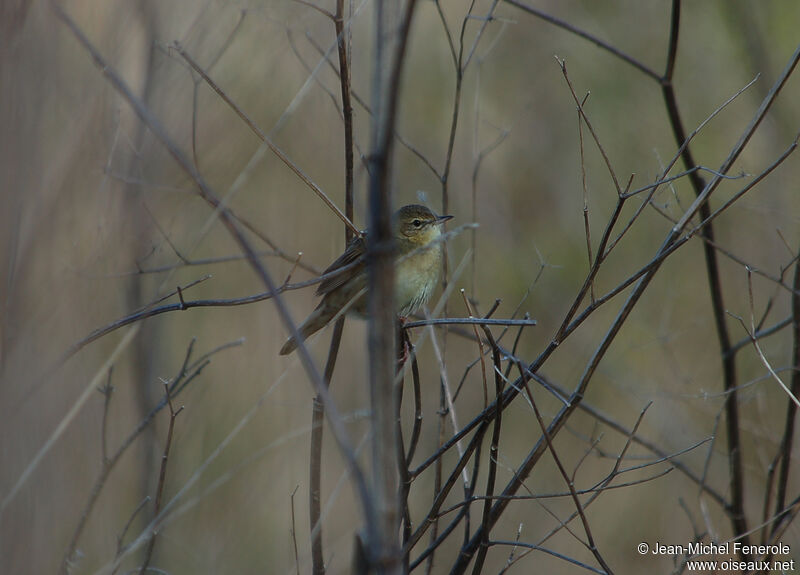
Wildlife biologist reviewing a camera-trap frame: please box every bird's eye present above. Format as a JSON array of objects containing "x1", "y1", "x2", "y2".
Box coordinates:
[{"x1": 413, "y1": 219, "x2": 422, "y2": 227}]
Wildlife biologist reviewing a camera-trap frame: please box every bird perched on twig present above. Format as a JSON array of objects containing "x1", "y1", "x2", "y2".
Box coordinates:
[{"x1": 279, "y1": 204, "x2": 452, "y2": 355}]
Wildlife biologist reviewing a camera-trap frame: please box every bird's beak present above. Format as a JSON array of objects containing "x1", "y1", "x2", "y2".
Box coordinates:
[{"x1": 436, "y1": 214, "x2": 454, "y2": 225}]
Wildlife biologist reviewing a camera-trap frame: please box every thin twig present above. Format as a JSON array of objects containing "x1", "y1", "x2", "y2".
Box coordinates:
[
  {"x1": 523, "y1": 374, "x2": 614, "y2": 574},
  {"x1": 111, "y1": 496, "x2": 151, "y2": 575},
  {"x1": 100, "y1": 368, "x2": 114, "y2": 464},
  {"x1": 404, "y1": 318, "x2": 536, "y2": 328},
  {"x1": 424, "y1": 376, "x2": 447, "y2": 575},
  {"x1": 59, "y1": 258, "x2": 368, "y2": 370},
  {"x1": 491, "y1": 540, "x2": 607, "y2": 575},
  {"x1": 137, "y1": 383, "x2": 184, "y2": 575},
  {"x1": 309, "y1": 318, "x2": 345, "y2": 575},
  {"x1": 191, "y1": 9, "x2": 245, "y2": 169},
  {"x1": 290, "y1": 486, "x2": 301, "y2": 575},
  {"x1": 405, "y1": 344, "x2": 423, "y2": 467},
  {"x1": 557, "y1": 58, "x2": 622, "y2": 195},
  {"x1": 397, "y1": 328, "x2": 414, "y2": 573},
  {"x1": 504, "y1": 0, "x2": 661, "y2": 80},
  {"x1": 460, "y1": 290, "x2": 488, "y2": 408},
  {"x1": 771, "y1": 246, "x2": 800, "y2": 537},
  {"x1": 728, "y1": 271, "x2": 800, "y2": 409},
  {"x1": 577, "y1": 93, "x2": 595, "y2": 302}
]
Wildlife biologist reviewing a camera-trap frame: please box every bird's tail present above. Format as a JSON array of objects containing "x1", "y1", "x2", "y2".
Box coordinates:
[{"x1": 279, "y1": 304, "x2": 332, "y2": 355}]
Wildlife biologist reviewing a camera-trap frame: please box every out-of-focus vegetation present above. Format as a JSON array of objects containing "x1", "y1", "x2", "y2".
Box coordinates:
[{"x1": 2, "y1": 1, "x2": 799, "y2": 573}]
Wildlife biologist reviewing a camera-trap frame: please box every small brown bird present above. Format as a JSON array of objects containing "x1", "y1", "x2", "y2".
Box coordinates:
[{"x1": 279, "y1": 204, "x2": 452, "y2": 355}]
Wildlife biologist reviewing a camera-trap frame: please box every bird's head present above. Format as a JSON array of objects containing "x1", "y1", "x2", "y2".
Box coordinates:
[{"x1": 394, "y1": 204, "x2": 453, "y2": 247}]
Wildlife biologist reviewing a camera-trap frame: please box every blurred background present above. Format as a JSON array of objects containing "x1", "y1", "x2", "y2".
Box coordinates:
[{"x1": 2, "y1": 0, "x2": 799, "y2": 573}]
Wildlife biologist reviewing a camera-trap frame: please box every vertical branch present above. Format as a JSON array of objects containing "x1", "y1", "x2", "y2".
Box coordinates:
[
  {"x1": 100, "y1": 368, "x2": 114, "y2": 464},
  {"x1": 470, "y1": 327, "x2": 504, "y2": 574},
  {"x1": 439, "y1": 0, "x2": 475, "y2": 331},
  {"x1": 772, "y1": 248, "x2": 800, "y2": 532},
  {"x1": 310, "y1": 318, "x2": 345, "y2": 575},
  {"x1": 440, "y1": 0, "x2": 472, "y2": 217},
  {"x1": 309, "y1": 2, "x2": 354, "y2": 570},
  {"x1": 335, "y1": 0, "x2": 355, "y2": 239},
  {"x1": 470, "y1": 66, "x2": 480, "y2": 299},
  {"x1": 577, "y1": 94, "x2": 595, "y2": 302},
  {"x1": 138, "y1": 384, "x2": 184, "y2": 575},
  {"x1": 659, "y1": 0, "x2": 749, "y2": 550},
  {"x1": 397, "y1": 329, "x2": 413, "y2": 573},
  {"x1": 367, "y1": 0, "x2": 419, "y2": 571},
  {"x1": 425, "y1": 379, "x2": 447, "y2": 575},
  {"x1": 309, "y1": 394, "x2": 325, "y2": 575},
  {"x1": 405, "y1": 346, "x2": 423, "y2": 466},
  {"x1": 461, "y1": 290, "x2": 488, "y2": 407},
  {"x1": 291, "y1": 486, "x2": 301, "y2": 575}
]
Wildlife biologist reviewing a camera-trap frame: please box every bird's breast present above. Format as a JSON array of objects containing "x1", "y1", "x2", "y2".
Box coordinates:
[{"x1": 395, "y1": 244, "x2": 442, "y2": 316}]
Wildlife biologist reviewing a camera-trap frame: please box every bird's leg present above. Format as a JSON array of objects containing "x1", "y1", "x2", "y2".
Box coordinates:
[{"x1": 396, "y1": 316, "x2": 411, "y2": 368}]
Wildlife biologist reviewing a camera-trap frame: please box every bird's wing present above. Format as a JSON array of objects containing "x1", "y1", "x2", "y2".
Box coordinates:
[{"x1": 315, "y1": 234, "x2": 367, "y2": 296}]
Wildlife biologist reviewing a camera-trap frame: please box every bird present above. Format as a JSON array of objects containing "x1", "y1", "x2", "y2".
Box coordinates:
[{"x1": 279, "y1": 204, "x2": 452, "y2": 355}]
